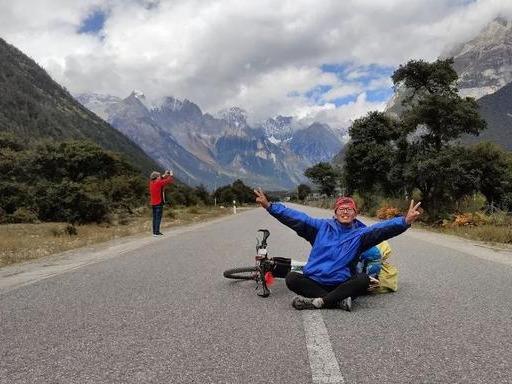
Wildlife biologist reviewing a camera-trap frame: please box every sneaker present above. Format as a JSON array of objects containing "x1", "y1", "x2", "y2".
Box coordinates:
[
  {"x1": 156, "y1": 232, "x2": 164, "y2": 236},
  {"x1": 153, "y1": 233, "x2": 159, "y2": 237},
  {"x1": 292, "y1": 296, "x2": 318, "y2": 310},
  {"x1": 338, "y1": 297, "x2": 352, "y2": 312}
]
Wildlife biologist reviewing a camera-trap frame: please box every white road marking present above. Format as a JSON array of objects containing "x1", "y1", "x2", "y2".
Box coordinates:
[{"x1": 303, "y1": 311, "x2": 345, "y2": 384}]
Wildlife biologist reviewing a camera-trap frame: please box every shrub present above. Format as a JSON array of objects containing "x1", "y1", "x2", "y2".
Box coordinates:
[
  {"x1": 65, "y1": 224, "x2": 78, "y2": 236},
  {"x1": 49, "y1": 226, "x2": 64, "y2": 237},
  {"x1": 376, "y1": 206, "x2": 401, "y2": 220},
  {"x1": 456, "y1": 193, "x2": 486, "y2": 213},
  {"x1": 451, "y1": 212, "x2": 489, "y2": 227},
  {"x1": 35, "y1": 181, "x2": 108, "y2": 223},
  {"x1": 0, "y1": 207, "x2": 6, "y2": 224},
  {"x1": 9, "y1": 208, "x2": 39, "y2": 223}
]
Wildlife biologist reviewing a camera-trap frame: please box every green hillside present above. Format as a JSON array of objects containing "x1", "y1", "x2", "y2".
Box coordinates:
[
  {"x1": 0, "y1": 37, "x2": 160, "y2": 175},
  {"x1": 467, "y1": 82, "x2": 512, "y2": 151}
]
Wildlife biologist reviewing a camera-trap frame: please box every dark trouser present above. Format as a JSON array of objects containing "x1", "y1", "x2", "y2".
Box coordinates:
[
  {"x1": 285, "y1": 272, "x2": 370, "y2": 308},
  {"x1": 152, "y1": 204, "x2": 163, "y2": 234}
]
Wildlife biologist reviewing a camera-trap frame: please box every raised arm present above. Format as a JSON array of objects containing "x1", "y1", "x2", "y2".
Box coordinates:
[
  {"x1": 358, "y1": 200, "x2": 422, "y2": 252},
  {"x1": 254, "y1": 188, "x2": 323, "y2": 244},
  {"x1": 160, "y1": 170, "x2": 174, "y2": 186}
]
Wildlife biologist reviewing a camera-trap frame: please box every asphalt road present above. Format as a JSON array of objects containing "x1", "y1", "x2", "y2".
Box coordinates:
[{"x1": 1, "y1": 204, "x2": 511, "y2": 384}]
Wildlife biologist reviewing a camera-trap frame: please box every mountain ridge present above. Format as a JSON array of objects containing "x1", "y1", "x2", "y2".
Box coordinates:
[
  {"x1": 0, "y1": 37, "x2": 161, "y2": 176},
  {"x1": 77, "y1": 92, "x2": 344, "y2": 189}
]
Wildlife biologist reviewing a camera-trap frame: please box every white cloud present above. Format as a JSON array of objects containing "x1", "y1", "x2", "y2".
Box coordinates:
[
  {"x1": 0, "y1": 0, "x2": 511, "y2": 128},
  {"x1": 367, "y1": 77, "x2": 394, "y2": 91},
  {"x1": 296, "y1": 93, "x2": 388, "y2": 133},
  {"x1": 321, "y1": 84, "x2": 363, "y2": 102}
]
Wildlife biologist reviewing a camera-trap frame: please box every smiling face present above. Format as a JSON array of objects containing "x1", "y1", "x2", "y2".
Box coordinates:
[{"x1": 335, "y1": 204, "x2": 357, "y2": 225}]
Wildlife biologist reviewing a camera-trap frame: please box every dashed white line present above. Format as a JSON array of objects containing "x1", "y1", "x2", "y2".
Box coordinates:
[{"x1": 302, "y1": 311, "x2": 345, "y2": 384}]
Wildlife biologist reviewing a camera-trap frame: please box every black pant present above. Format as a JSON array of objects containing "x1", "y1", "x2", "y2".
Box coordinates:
[
  {"x1": 152, "y1": 204, "x2": 163, "y2": 234},
  {"x1": 285, "y1": 272, "x2": 370, "y2": 308}
]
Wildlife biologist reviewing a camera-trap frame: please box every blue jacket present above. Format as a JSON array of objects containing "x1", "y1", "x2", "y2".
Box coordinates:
[{"x1": 267, "y1": 203, "x2": 409, "y2": 285}]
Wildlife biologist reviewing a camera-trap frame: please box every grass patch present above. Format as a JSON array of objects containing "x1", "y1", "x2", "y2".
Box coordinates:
[
  {"x1": 425, "y1": 223, "x2": 512, "y2": 244},
  {"x1": 0, "y1": 205, "x2": 236, "y2": 268}
]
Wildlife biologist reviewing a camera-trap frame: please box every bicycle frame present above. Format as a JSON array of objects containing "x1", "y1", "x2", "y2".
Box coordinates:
[{"x1": 223, "y1": 229, "x2": 304, "y2": 297}]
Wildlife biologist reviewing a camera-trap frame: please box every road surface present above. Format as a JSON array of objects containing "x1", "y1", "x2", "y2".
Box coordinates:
[{"x1": 1, "y1": 204, "x2": 511, "y2": 383}]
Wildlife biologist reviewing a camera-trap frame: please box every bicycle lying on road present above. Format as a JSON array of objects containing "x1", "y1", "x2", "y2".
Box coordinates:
[{"x1": 222, "y1": 229, "x2": 304, "y2": 297}]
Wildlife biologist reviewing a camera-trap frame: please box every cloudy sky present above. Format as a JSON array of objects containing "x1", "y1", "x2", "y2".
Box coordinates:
[{"x1": 0, "y1": 0, "x2": 511, "y2": 128}]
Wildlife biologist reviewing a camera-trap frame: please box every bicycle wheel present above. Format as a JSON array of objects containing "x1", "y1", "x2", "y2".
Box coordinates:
[{"x1": 223, "y1": 266, "x2": 259, "y2": 280}]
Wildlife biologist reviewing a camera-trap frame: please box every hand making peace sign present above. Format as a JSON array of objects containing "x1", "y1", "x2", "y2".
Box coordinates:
[
  {"x1": 253, "y1": 188, "x2": 270, "y2": 209},
  {"x1": 405, "y1": 199, "x2": 422, "y2": 225}
]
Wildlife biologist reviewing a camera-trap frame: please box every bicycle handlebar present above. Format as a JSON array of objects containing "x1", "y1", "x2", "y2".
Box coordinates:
[{"x1": 257, "y1": 229, "x2": 270, "y2": 248}]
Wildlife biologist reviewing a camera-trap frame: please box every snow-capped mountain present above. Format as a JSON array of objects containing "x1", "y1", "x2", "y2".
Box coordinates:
[
  {"x1": 444, "y1": 17, "x2": 512, "y2": 99},
  {"x1": 386, "y1": 17, "x2": 512, "y2": 120},
  {"x1": 76, "y1": 92, "x2": 344, "y2": 189},
  {"x1": 260, "y1": 115, "x2": 294, "y2": 143},
  {"x1": 74, "y1": 93, "x2": 122, "y2": 121}
]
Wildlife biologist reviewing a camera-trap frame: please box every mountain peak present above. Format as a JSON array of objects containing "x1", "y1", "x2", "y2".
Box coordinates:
[
  {"x1": 217, "y1": 107, "x2": 248, "y2": 129},
  {"x1": 441, "y1": 17, "x2": 512, "y2": 99},
  {"x1": 130, "y1": 90, "x2": 145, "y2": 99},
  {"x1": 161, "y1": 96, "x2": 184, "y2": 111},
  {"x1": 261, "y1": 115, "x2": 294, "y2": 142}
]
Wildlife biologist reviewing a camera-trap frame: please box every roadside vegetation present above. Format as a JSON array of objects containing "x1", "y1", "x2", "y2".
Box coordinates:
[
  {"x1": 0, "y1": 204, "x2": 253, "y2": 268},
  {"x1": 0, "y1": 135, "x2": 262, "y2": 266},
  {"x1": 301, "y1": 195, "x2": 512, "y2": 244}
]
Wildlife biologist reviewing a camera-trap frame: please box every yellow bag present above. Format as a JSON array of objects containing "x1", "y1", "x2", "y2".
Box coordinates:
[{"x1": 375, "y1": 241, "x2": 398, "y2": 293}]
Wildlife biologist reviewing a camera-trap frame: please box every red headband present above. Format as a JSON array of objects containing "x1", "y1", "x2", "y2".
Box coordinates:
[{"x1": 334, "y1": 197, "x2": 357, "y2": 212}]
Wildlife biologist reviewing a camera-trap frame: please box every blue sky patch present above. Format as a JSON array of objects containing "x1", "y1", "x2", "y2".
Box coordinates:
[
  {"x1": 366, "y1": 88, "x2": 394, "y2": 103},
  {"x1": 302, "y1": 63, "x2": 397, "y2": 105},
  {"x1": 305, "y1": 85, "x2": 333, "y2": 103},
  {"x1": 78, "y1": 9, "x2": 107, "y2": 34},
  {"x1": 330, "y1": 95, "x2": 358, "y2": 107}
]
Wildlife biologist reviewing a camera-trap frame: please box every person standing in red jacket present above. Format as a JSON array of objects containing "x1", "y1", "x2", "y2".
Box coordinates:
[{"x1": 149, "y1": 170, "x2": 174, "y2": 236}]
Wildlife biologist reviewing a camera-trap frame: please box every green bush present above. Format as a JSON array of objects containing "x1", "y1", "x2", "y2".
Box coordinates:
[
  {"x1": 8, "y1": 208, "x2": 39, "y2": 223},
  {"x1": 35, "y1": 181, "x2": 108, "y2": 223},
  {"x1": 456, "y1": 193, "x2": 486, "y2": 213},
  {"x1": 65, "y1": 224, "x2": 78, "y2": 236},
  {"x1": 0, "y1": 138, "x2": 152, "y2": 223}
]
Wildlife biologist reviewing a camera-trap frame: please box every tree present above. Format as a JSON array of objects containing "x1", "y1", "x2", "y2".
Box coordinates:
[
  {"x1": 304, "y1": 162, "x2": 340, "y2": 197},
  {"x1": 213, "y1": 179, "x2": 254, "y2": 205},
  {"x1": 403, "y1": 146, "x2": 479, "y2": 216},
  {"x1": 343, "y1": 112, "x2": 402, "y2": 195},
  {"x1": 297, "y1": 184, "x2": 312, "y2": 201},
  {"x1": 468, "y1": 142, "x2": 512, "y2": 209},
  {"x1": 194, "y1": 184, "x2": 212, "y2": 205},
  {"x1": 343, "y1": 58, "x2": 489, "y2": 218},
  {"x1": 393, "y1": 58, "x2": 486, "y2": 152}
]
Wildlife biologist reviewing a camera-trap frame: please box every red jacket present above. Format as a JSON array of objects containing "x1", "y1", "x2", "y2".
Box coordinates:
[{"x1": 149, "y1": 175, "x2": 173, "y2": 206}]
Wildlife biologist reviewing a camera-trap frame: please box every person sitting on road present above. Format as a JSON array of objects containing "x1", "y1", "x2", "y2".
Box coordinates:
[{"x1": 253, "y1": 188, "x2": 421, "y2": 311}]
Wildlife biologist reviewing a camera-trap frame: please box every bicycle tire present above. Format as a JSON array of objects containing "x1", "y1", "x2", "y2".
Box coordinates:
[{"x1": 223, "y1": 266, "x2": 259, "y2": 280}]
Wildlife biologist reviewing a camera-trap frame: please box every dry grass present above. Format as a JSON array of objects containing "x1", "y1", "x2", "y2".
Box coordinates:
[
  {"x1": 0, "y1": 205, "x2": 236, "y2": 267},
  {"x1": 426, "y1": 224, "x2": 512, "y2": 244}
]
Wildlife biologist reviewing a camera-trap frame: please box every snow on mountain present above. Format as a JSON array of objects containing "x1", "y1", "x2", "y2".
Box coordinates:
[
  {"x1": 216, "y1": 107, "x2": 249, "y2": 137},
  {"x1": 443, "y1": 17, "x2": 512, "y2": 99},
  {"x1": 261, "y1": 115, "x2": 294, "y2": 142},
  {"x1": 74, "y1": 93, "x2": 122, "y2": 120},
  {"x1": 76, "y1": 91, "x2": 343, "y2": 189}
]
